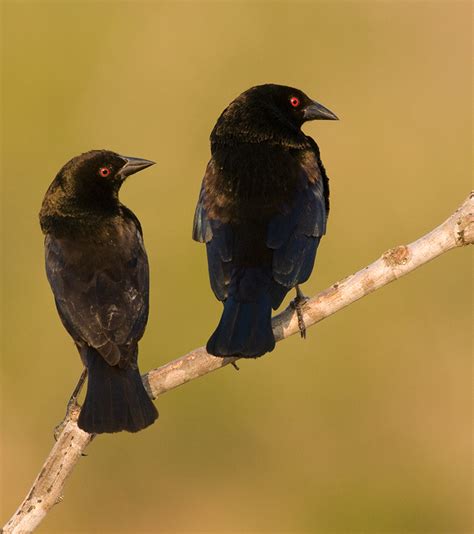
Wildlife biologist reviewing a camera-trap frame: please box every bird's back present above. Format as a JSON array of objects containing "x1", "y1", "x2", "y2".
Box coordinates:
[{"x1": 44, "y1": 208, "x2": 149, "y2": 367}]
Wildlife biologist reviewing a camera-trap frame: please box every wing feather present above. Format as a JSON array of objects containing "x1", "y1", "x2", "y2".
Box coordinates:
[
  {"x1": 45, "y1": 219, "x2": 149, "y2": 367},
  {"x1": 193, "y1": 179, "x2": 234, "y2": 302},
  {"x1": 267, "y1": 149, "x2": 328, "y2": 293}
]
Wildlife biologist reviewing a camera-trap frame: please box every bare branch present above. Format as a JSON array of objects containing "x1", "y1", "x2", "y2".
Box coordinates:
[{"x1": 3, "y1": 192, "x2": 472, "y2": 534}]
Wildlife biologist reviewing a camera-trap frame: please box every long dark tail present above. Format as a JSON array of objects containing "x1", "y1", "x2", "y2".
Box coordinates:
[
  {"x1": 78, "y1": 348, "x2": 158, "y2": 434},
  {"x1": 207, "y1": 292, "x2": 275, "y2": 358}
]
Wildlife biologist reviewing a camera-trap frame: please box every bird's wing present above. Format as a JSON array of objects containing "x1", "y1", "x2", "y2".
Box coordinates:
[
  {"x1": 193, "y1": 181, "x2": 233, "y2": 302},
  {"x1": 45, "y1": 223, "x2": 149, "y2": 367},
  {"x1": 267, "y1": 152, "x2": 328, "y2": 294},
  {"x1": 192, "y1": 182, "x2": 214, "y2": 244}
]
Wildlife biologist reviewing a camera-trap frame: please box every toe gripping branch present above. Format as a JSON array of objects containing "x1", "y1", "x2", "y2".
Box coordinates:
[
  {"x1": 54, "y1": 368, "x2": 88, "y2": 441},
  {"x1": 290, "y1": 285, "x2": 309, "y2": 339}
]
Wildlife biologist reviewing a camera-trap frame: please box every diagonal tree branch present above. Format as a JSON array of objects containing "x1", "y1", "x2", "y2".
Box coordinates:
[{"x1": 3, "y1": 192, "x2": 473, "y2": 534}]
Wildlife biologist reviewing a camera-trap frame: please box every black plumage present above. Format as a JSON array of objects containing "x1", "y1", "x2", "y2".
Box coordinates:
[
  {"x1": 193, "y1": 84, "x2": 337, "y2": 358},
  {"x1": 40, "y1": 150, "x2": 158, "y2": 433}
]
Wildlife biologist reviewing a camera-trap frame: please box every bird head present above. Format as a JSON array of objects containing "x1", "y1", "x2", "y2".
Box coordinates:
[
  {"x1": 56, "y1": 150, "x2": 155, "y2": 204},
  {"x1": 211, "y1": 84, "x2": 338, "y2": 147}
]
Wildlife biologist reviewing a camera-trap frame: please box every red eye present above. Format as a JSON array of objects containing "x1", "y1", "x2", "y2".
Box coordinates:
[
  {"x1": 99, "y1": 167, "x2": 110, "y2": 177},
  {"x1": 290, "y1": 96, "x2": 300, "y2": 108}
]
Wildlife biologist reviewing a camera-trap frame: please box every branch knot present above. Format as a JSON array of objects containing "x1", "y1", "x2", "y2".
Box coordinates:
[
  {"x1": 454, "y1": 213, "x2": 474, "y2": 246},
  {"x1": 382, "y1": 245, "x2": 410, "y2": 267}
]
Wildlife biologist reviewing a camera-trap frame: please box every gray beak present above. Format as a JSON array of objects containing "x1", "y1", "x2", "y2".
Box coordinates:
[
  {"x1": 118, "y1": 156, "x2": 155, "y2": 179},
  {"x1": 303, "y1": 100, "x2": 339, "y2": 121}
]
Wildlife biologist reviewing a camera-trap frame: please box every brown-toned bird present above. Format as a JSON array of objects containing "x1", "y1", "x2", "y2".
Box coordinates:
[{"x1": 40, "y1": 150, "x2": 158, "y2": 433}]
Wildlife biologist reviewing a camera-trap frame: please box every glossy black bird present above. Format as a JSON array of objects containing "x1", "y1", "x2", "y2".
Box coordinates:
[
  {"x1": 193, "y1": 84, "x2": 337, "y2": 358},
  {"x1": 40, "y1": 150, "x2": 159, "y2": 433}
]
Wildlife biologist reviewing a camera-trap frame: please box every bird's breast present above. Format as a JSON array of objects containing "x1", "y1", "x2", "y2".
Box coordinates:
[{"x1": 205, "y1": 144, "x2": 307, "y2": 223}]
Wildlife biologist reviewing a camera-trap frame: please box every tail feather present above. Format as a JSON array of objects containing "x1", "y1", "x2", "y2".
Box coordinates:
[
  {"x1": 78, "y1": 349, "x2": 158, "y2": 434},
  {"x1": 207, "y1": 295, "x2": 275, "y2": 358}
]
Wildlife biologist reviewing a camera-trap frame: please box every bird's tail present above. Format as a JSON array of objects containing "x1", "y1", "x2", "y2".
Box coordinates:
[
  {"x1": 207, "y1": 292, "x2": 275, "y2": 358},
  {"x1": 78, "y1": 348, "x2": 158, "y2": 434}
]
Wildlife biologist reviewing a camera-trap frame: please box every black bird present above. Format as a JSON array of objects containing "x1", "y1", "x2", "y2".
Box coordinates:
[
  {"x1": 193, "y1": 84, "x2": 337, "y2": 358},
  {"x1": 40, "y1": 150, "x2": 159, "y2": 433}
]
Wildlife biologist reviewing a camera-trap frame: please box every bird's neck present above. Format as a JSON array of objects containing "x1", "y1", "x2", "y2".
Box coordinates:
[
  {"x1": 39, "y1": 179, "x2": 122, "y2": 237},
  {"x1": 211, "y1": 122, "x2": 308, "y2": 149}
]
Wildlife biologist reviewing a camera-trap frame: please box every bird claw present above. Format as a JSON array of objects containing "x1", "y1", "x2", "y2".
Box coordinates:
[
  {"x1": 53, "y1": 368, "x2": 87, "y2": 440},
  {"x1": 290, "y1": 288, "x2": 309, "y2": 339}
]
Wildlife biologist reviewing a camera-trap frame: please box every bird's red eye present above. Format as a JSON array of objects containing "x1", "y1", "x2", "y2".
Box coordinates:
[
  {"x1": 99, "y1": 167, "x2": 110, "y2": 177},
  {"x1": 290, "y1": 96, "x2": 300, "y2": 108}
]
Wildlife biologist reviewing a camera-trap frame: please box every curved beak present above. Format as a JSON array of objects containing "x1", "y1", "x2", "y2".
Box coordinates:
[
  {"x1": 303, "y1": 100, "x2": 338, "y2": 121},
  {"x1": 118, "y1": 156, "x2": 155, "y2": 180}
]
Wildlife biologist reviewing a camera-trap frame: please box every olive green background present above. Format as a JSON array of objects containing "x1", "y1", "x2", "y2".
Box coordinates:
[{"x1": 1, "y1": 1, "x2": 472, "y2": 533}]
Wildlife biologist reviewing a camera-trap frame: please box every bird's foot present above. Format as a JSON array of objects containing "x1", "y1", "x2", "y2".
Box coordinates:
[
  {"x1": 290, "y1": 286, "x2": 310, "y2": 339},
  {"x1": 53, "y1": 368, "x2": 87, "y2": 440}
]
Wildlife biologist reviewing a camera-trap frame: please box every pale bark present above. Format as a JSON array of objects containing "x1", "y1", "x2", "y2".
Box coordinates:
[{"x1": 3, "y1": 192, "x2": 473, "y2": 534}]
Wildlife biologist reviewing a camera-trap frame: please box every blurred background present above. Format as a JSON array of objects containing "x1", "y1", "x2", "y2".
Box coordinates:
[{"x1": 1, "y1": 1, "x2": 472, "y2": 532}]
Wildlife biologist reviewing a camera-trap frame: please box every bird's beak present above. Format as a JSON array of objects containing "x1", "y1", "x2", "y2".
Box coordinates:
[
  {"x1": 118, "y1": 156, "x2": 155, "y2": 180},
  {"x1": 303, "y1": 100, "x2": 338, "y2": 121}
]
